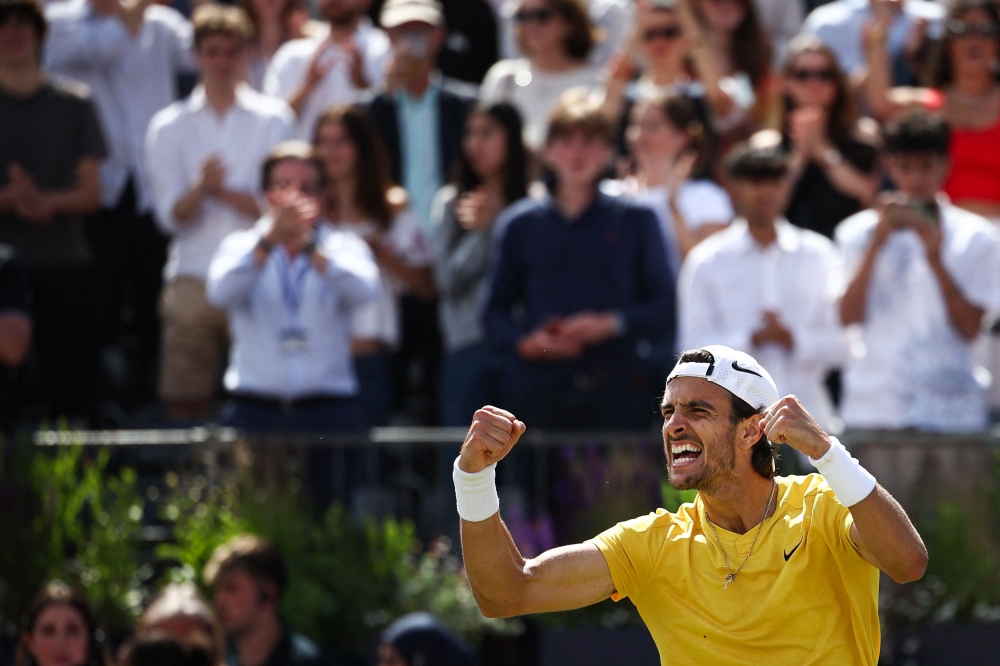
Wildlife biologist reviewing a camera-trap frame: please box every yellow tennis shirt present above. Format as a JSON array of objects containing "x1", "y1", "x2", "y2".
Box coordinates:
[{"x1": 588, "y1": 474, "x2": 880, "y2": 665}]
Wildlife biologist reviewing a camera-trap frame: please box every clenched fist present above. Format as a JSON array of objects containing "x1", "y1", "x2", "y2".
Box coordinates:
[
  {"x1": 458, "y1": 406, "x2": 526, "y2": 474},
  {"x1": 761, "y1": 395, "x2": 832, "y2": 460}
]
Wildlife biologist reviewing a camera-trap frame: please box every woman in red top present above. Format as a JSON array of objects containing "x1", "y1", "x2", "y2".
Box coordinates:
[{"x1": 864, "y1": 0, "x2": 1000, "y2": 221}]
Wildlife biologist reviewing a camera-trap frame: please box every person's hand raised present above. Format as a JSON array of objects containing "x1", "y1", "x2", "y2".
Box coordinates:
[
  {"x1": 266, "y1": 188, "x2": 319, "y2": 245},
  {"x1": 304, "y1": 38, "x2": 336, "y2": 90},
  {"x1": 761, "y1": 395, "x2": 832, "y2": 460},
  {"x1": 198, "y1": 157, "x2": 226, "y2": 195},
  {"x1": 788, "y1": 107, "x2": 828, "y2": 158},
  {"x1": 455, "y1": 187, "x2": 503, "y2": 231},
  {"x1": 458, "y1": 406, "x2": 526, "y2": 474}
]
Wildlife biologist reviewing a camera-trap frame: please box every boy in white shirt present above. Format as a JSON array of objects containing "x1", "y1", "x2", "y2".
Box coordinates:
[
  {"x1": 679, "y1": 143, "x2": 848, "y2": 434},
  {"x1": 146, "y1": 5, "x2": 294, "y2": 419},
  {"x1": 836, "y1": 110, "x2": 1000, "y2": 432}
]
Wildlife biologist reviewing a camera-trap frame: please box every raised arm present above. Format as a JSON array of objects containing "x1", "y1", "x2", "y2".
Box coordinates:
[
  {"x1": 457, "y1": 407, "x2": 617, "y2": 618},
  {"x1": 763, "y1": 396, "x2": 928, "y2": 584}
]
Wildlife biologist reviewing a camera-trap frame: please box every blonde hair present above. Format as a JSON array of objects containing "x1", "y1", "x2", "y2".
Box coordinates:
[
  {"x1": 192, "y1": 4, "x2": 254, "y2": 48},
  {"x1": 138, "y1": 584, "x2": 225, "y2": 666},
  {"x1": 545, "y1": 90, "x2": 614, "y2": 144}
]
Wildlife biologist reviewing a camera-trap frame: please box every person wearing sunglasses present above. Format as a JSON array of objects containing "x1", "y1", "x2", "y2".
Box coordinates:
[
  {"x1": 779, "y1": 37, "x2": 880, "y2": 240},
  {"x1": 866, "y1": 0, "x2": 1000, "y2": 225},
  {"x1": 601, "y1": 0, "x2": 708, "y2": 157},
  {"x1": 480, "y1": 0, "x2": 601, "y2": 149}
]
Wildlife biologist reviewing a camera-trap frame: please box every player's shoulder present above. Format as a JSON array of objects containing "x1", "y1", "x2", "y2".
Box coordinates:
[
  {"x1": 615, "y1": 503, "x2": 699, "y2": 536},
  {"x1": 778, "y1": 473, "x2": 839, "y2": 509}
]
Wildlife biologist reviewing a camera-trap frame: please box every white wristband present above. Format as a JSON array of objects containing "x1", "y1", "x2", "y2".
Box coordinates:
[
  {"x1": 808, "y1": 437, "x2": 876, "y2": 507},
  {"x1": 453, "y1": 457, "x2": 500, "y2": 522}
]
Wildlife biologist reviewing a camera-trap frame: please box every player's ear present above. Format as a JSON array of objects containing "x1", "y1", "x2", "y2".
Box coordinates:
[{"x1": 737, "y1": 415, "x2": 765, "y2": 453}]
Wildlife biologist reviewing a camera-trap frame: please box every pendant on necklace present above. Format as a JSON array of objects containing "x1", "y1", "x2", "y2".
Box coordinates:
[{"x1": 723, "y1": 573, "x2": 737, "y2": 589}]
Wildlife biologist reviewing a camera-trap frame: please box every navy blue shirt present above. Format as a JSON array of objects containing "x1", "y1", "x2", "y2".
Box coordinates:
[{"x1": 485, "y1": 193, "x2": 675, "y2": 365}]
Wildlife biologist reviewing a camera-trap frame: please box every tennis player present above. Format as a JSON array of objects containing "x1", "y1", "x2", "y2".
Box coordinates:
[{"x1": 454, "y1": 345, "x2": 927, "y2": 664}]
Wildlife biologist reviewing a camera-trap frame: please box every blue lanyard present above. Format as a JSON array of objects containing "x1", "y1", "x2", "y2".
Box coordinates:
[{"x1": 274, "y1": 249, "x2": 310, "y2": 322}]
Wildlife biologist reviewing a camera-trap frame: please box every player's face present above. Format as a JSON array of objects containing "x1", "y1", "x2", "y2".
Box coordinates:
[{"x1": 661, "y1": 378, "x2": 739, "y2": 493}]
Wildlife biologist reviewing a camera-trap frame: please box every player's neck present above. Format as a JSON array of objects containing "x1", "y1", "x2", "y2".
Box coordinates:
[{"x1": 700, "y1": 474, "x2": 777, "y2": 535}]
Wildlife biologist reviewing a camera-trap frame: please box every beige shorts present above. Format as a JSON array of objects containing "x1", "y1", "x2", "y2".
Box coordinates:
[{"x1": 159, "y1": 277, "x2": 229, "y2": 403}]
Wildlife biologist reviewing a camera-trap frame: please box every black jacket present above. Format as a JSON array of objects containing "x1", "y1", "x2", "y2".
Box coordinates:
[{"x1": 363, "y1": 79, "x2": 475, "y2": 187}]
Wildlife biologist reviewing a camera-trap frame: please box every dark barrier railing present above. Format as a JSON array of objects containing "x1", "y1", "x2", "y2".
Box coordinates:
[{"x1": 32, "y1": 427, "x2": 1000, "y2": 534}]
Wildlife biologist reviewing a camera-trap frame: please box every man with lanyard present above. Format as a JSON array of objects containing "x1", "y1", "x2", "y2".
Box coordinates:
[
  {"x1": 207, "y1": 141, "x2": 380, "y2": 433},
  {"x1": 454, "y1": 344, "x2": 928, "y2": 664}
]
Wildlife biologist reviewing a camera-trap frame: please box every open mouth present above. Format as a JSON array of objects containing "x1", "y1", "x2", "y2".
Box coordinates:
[{"x1": 670, "y1": 441, "x2": 703, "y2": 468}]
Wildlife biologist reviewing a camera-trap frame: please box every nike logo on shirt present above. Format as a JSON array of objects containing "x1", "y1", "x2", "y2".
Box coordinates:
[{"x1": 784, "y1": 539, "x2": 803, "y2": 561}]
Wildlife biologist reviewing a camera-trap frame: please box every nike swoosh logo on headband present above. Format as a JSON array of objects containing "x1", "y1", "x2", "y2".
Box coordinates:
[{"x1": 732, "y1": 361, "x2": 763, "y2": 377}]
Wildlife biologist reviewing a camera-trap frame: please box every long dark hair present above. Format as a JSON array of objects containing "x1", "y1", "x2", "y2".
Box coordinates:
[
  {"x1": 313, "y1": 105, "x2": 396, "y2": 230},
  {"x1": 516, "y1": 0, "x2": 598, "y2": 62},
  {"x1": 17, "y1": 582, "x2": 107, "y2": 666},
  {"x1": 453, "y1": 102, "x2": 529, "y2": 206},
  {"x1": 781, "y1": 36, "x2": 858, "y2": 145},
  {"x1": 925, "y1": 0, "x2": 1000, "y2": 88},
  {"x1": 693, "y1": 0, "x2": 771, "y2": 90},
  {"x1": 635, "y1": 91, "x2": 712, "y2": 178}
]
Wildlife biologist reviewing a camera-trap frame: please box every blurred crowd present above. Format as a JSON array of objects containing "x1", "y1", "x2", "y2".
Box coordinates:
[
  {"x1": 2, "y1": 0, "x2": 1000, "y2": 437},
  {"x1": 12, "y1": 536, "x2": 473, "y2": 666}
]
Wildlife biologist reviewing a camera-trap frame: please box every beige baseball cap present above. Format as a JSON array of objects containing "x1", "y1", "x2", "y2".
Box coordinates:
[{"x1": 380, "y1": 0, "x2": 444, "y2": 29}]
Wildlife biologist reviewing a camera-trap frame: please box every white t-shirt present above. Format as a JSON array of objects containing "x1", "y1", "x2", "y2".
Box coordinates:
[
  {"x1": 480, "y1": 58, "x2": 600, "y2": 148},
  {"x1": 332, "y1": 210, "x2": 433, "y2": 347},
  {"x1": 601, "y1": 179, "x2": 734, "y2": 277},
  {"x1": 263, "y1": 20, "x2": 390, "y2": 139},
  {"x1": 679, "y1": 220, "x2": 848, "y2": 431},
  {"x1": 835, "y1": 199, "x2": 1000, "y2": 431}
]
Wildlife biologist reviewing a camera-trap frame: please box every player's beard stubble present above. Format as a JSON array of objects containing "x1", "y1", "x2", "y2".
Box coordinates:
[{"x1": 666, "y1": 424, "x2": 739, "y2": 494}]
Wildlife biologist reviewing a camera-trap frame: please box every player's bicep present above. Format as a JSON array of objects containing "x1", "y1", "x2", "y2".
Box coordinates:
[{"x1": 520, "y1": 543, "x2": 617, "y2": 614}]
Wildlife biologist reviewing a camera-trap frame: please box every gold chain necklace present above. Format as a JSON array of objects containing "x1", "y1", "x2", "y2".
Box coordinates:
[{"x1": 704, "y1": 482, "x2": 776, "y2": 589}]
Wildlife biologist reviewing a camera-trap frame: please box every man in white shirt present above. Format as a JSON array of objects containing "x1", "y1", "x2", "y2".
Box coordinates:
[
  {"x1": 263, "y1": 0, "x2": 389, "y2": 138},
  {"x1": 836, "y1": 111, "x2": 1000, "y2": 432},
  {"x1": 44, "y1": 0, "x2": 194, "y2": 405},
  {"x1": 800, "y1": 0, "x2": 944, "y2": 81},
  {"x1": 145, "y1": 5, "x2": 294, "y2": 420},
  {"x1": 679, "y1": 144, "x2": 848, "y2": 433},
  {"x1": 207, "y1": 142, "x2": 380, "y2": 431}
]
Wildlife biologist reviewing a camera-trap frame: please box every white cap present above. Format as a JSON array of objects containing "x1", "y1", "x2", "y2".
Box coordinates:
[
  {"x1": 666, "y1": 345, "x2": 779, "y2": 411},
  {"x1": 380, "y1": 0, "x2": 444, "y2": 29}
]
